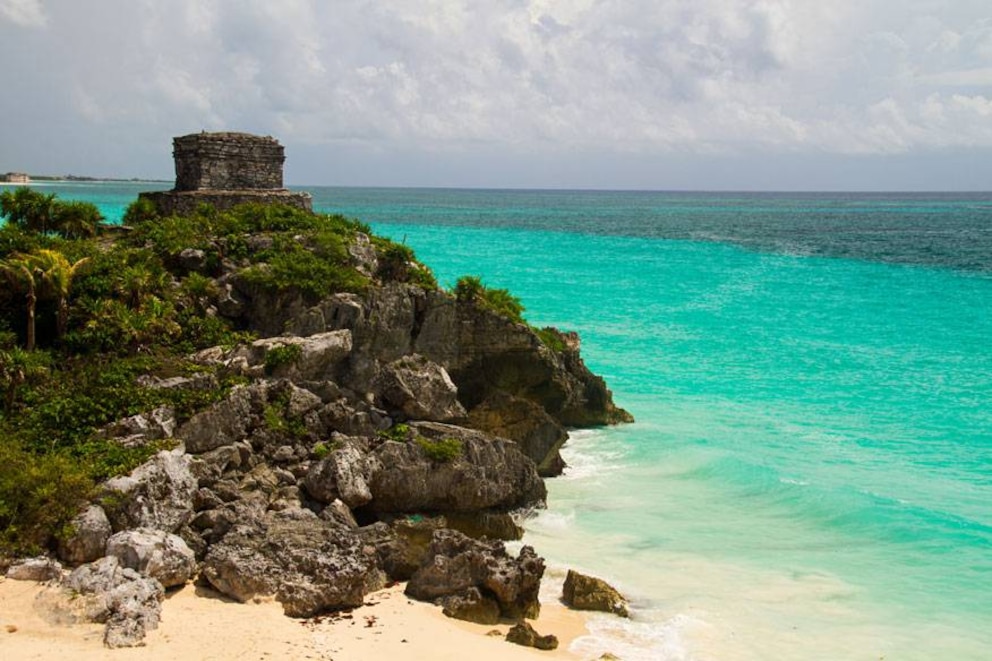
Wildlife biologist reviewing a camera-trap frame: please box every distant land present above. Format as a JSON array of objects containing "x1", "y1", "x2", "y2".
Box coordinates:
[{"x1": 1, "y1": 174, "x2": 171, "y2": 184}]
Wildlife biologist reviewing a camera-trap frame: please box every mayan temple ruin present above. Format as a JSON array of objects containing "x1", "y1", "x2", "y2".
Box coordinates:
[{"x1": 139, "y1": 132, "x2": 312, "y2": 215}]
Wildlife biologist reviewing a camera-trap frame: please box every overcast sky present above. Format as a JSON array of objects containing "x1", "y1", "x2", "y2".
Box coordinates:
[{"x1": 1, "y1": 0, "x2": 991, "y2": 190}]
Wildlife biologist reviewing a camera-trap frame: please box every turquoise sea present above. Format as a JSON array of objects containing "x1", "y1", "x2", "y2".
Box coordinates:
[{"x1": 14, "y1": 182, "x2": 992, "y2": 660}]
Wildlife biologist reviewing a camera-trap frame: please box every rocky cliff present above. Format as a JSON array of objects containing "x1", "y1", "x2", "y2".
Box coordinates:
[{"x1": 2, "y1": 203, "x2": 631, "y2": 647}]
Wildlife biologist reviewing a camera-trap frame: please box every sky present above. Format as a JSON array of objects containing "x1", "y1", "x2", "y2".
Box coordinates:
[{"x1": 1, "y1": 0, "x2": 991, "y2": 191}]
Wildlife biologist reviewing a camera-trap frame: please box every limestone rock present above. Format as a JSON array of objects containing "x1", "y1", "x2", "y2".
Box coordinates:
[
  {"x1": 105, "y1": 529, "x2": 196, "y2": 588},
  {"x1": 561, "y1": 569, "x2": 629, "y2": 618},
  {"x1": 467, "y1": 392, "x2": 567, "y2": 477},
  {"x1": 366, "y1": 422, "x2": 546, "y2": 514},
  {"x1": 249, "y1": 330, "x2": 353, "y2": 381},
  {"x1": 102, "y1": 449, "x2": 197, "y2": 533},
  {"x1": 176, "y1": 385, "x2": 256, "y2": 454},
  {"x1": 375, "y1": 354, "x2": 466, "y2": 423},
  {"x1": 506, "y1": 621, "x2": 559, "y2": 651},
  {"x1": 405, "y1": 529, "x2": 544, "y2": 621},
  {"x1": 100, "y1": 406, "x2": 177, "y2": 447},
  {"x1": 303, "y1": 443, "x2": 372, "y2": 508},
  {"x1": 5, "y1": 556, "x2": 62, "y2": 582},
  {"x1": 441, "y1": 586, "x2": 501, "y2": 625},
  {"x1": 58, "y1": 504, "x2": 112, "y2": 566},
  {"x1": 201, "y1": 513, "x2": 381, "y2": 617},
  {"x1": 62, "y1": 556, "x2": 164, "y2": 648}
]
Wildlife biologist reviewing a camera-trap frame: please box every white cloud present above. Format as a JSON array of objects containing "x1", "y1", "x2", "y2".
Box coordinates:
[
  {"x1": 1, "y1": 0, "x2": 991, "y2": 186},
  {"x1": 0, "y1": 0, "x2": 46, "y2": 27}
]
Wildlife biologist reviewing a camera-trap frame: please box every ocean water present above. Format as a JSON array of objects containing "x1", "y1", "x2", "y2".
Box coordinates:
[{"x1": 21, "y1": 183, "x2": 992, "y2": 660}]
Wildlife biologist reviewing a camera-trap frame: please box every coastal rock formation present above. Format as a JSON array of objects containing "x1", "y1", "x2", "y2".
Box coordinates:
[
  {"x1": 561, "y1": 569, "x2": 629, "y2": 618},
  {"x1": 101, "y1": 449, "x2": 197, "y2": 534},
  {"x1": 57, "y1": 505, "x2": 112, "y2": 566},
  {"x1": 405, "y1": 529, "x2": 545, "y2": 621},
  {"x1": 506, "y1": 620, "x2": 560, "y2": 651},
  {"x1": 105, "y1": 529, "x2": 196, "y2": 589}
]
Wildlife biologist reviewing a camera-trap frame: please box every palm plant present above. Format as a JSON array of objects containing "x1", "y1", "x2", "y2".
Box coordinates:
[
  {"x1": 0, "y1": 255, "x2": 39, "y2": 350},
  {"x1": 30, "y1": 249, "x2": 90, "y2": 340}
]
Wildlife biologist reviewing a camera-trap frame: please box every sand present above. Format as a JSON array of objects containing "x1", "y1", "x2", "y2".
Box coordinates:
[{"x1": 0, "y1": 577, "x2": 589, "y2": 660}]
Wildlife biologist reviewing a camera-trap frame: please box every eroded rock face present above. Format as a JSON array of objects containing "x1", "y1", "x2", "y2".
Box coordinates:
[
  {"x1": 303, "y1": 442, "x2": 372, "y2": 508},
  {"x1": 102, "y1": 449, "x2": 197, "y2": 534},
  {"x1": 561, "y1": 569, "x2": 629, "y2": 618},
  {"x1": 375, "y1": 354, "x2": 466, "y2": 423},
  {"x1": 366, "y1": 423, "x2": 546, "y2": 514},
  {"x1": 201, "y1": 513, "x2": 382, "y2": 617},
  {"x1": 405, "y1": 529, "x2": 545, "y2": 621},
  {"x1": 58, "y1": 505, "x2": 112, "y2": 566},
  {"x1": 105, "y1": 529, "x2": 196, "y2": 589}
]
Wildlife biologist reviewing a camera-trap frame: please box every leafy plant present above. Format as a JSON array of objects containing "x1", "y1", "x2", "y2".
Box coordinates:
[
  {"x1": 264, "y1": 343, "x2": 302, "y2": 375},
  {"x1": 416, "y1": 436, "x2": 463, "y2": 463},
  {"x1": 379, "y1": 422, "x2": 411, "y2": 442},
  {"x1": 454, "y1": 275, "x2": 525, "y2": 323}
]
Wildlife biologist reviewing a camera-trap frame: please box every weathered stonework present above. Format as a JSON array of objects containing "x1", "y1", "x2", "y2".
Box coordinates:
[{"x1": 139, "y1": 132, "x2": 311, "y2": 216}]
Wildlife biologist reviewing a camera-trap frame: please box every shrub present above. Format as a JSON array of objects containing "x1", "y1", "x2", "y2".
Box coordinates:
[
  {"x1": 264, "y1": 343, "x2": 302, "y2": 375},
  {"x1": 535, "y1": 327, "x2": 567, "y2": 352},
  {"x1": 454, "y1": 275, "x2": 525, "y2": 323},
  {"x1": 416, "y1": 436, "x2": 463, "y2": 463},
  {"x1": 122, "y1": 197, "x2": 159, "y2": 226},
  {"x1": 379, "y1": 423, "x2": 410, "y2": 442}
]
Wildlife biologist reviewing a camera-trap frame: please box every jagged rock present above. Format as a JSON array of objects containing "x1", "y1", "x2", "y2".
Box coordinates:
[
  {"x1": 375, "y1": 354, "x2": 466, "y2": 423},
  {"x1": 348, "y1": 232, "x2": 379, "y2": 277},
  {"x1": 176, "y1": 384, "x2": 257, "y2": 454},
  {"x1": 177, "y1": 248, "x2": 207, "y2": 272},
  {"x1": 58, "y1": 504, "x2": 112, "y2": 566},
  {"x1": 356, "y1": 516, "x2": 448, "y2": 581},
  {"x1": 441, "y1": 586, "x2": 501, "y2": 624},
  {"x1": 249, "y1": 330, "x2": 353, "y2": 381},
  {"x1": 320, "y1": 498, "x2": 359, "y2": 529},
  {"x1": 100, "y1": 406, "x2": 177, "y2": 447},
  {"x1": 201, "y1": 513, "x2": 382, "y2": 617},
  {"x1": 405, "y1": 529, "x2": 544, "y2": 620},
  {"x1": 561, "y1": 569, "x2": 629, "y2": 618},
  {"x1": 105, "y1": 529, "x2": 197, "y2": 588},
  {"x1": 467, "y1": 392, "x2": 567, "y2": 476},
  {"x1": 444, "y1": 511, "x2": 524, "y2": 541},
  {"x1": 102, "y1": 449, "x2": 197, "y2": 533},
  {"x1": 506, "y1": 621, "x2": 559, "y2": 651},
  {"x1": 5, "y1": 556, "x2": 62, "y2": 581},
  {"x1": 366, "y1": 422, "x2": 546, "y2": 514},
  {"x1": 62, "y1": 556, "x2": 164, "y2": 648},
  {"x1": 304, "y1": 442, "x2": 372, "y2": 507},
  {"x1": 135, "y1": 372, "x2": 219, "y2": 392}
]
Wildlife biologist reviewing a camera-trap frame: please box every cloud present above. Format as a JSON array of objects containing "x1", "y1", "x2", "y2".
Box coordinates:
[
  {"x1": 0, "y1": 0, "x2": 46, "y2": 27},
  {"x1": 1, "y1": 0, "x2": 991, "y2": 186}
]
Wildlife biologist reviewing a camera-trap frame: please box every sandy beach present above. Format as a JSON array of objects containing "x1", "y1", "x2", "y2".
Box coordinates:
[{"x1": 0, "y1": 577, "x2": 590, "y2": 660}]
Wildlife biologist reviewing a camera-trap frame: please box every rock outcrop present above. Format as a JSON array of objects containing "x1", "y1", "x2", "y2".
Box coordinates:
[
  {"x1": 561, "y1": 569, "x2": 629, "y2": 618},
  {"x1": 406, "y1": 529, "x2": 544, "y2": 622},
  {"x1": 506, "y1": 620, "x2": 560, "y2": 651}
]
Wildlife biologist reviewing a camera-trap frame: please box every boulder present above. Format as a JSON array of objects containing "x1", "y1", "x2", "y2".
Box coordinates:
[
  {"x1": 467, "y1": 392, "x2": 568, "y2": 476},
  {"x1": 5, "y1": 556, "x2": 62, "y2": 582},
  {"x1": 58, "y1": 504, "x2": 112, "y2": 566},
  {"x1": 249, "y1": 330, "x2": 353, "y2": 381},
  {"x1": 506, "y1": 621, "x2": 559, "y2": 651},
  {"x1": 303, "y1": 442, "x2": 372, "y2": 508},
  {"x1": 375, "y1": 354, "x2": 466, "y2": 423},
  {"x1": 356, "y1": 516, "x2": 447, "y2": 581},
  {"x1": 366, "y1": 422, "x2": 546, "y2": 514},
  {"x1": 561, "y1": 569, "x2": 629, "y2": 618},
  {"x1": 201, "y1": 513, "x2": 382, "y2": 617},
  {"x1": 100, "y1": 406, "x2": 177, "y2": 447},
  {"x1": 441, "y1": 586, "x2": 501, "y2": 624},
  {"x1": 176, "y1": 385, "x2": 256, "y2": 454},
  {"x1": 105, "y1": 529, "x2": 197, "y2": 588},
  {"x1": 405, "y1": 529, "x2": 544, "y2": 621},
  {"x1": 102, "y1": 449, "x2": 197, "y2": 533},
  {"x1": 62, "y1": 556, "x2": 164, "y2": 648}
]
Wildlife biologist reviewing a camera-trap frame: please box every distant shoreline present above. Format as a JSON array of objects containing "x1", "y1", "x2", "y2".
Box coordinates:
[{"x1": 0, "y1": 178, "x2": 171, "y2": 185}]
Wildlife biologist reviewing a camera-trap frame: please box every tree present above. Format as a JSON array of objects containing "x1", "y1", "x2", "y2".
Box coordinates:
[
  {"x1": 52, "y1": 201, "x2": 102, "y2": 239},
  {"x1": 0, "y1": 255, "x2": 39, "y2": 350},
  {"x1": 30, "y1": 249, "x2": 89, "y2": 340},
  {"x1": 0, "y1": 187, "x2": 56, "y2": 234}
]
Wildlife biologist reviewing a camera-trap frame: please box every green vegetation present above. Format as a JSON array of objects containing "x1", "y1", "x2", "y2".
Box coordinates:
[
  {"x1": 416, "y1": 436, "x2": 464, "y2": 463},
  {"x1": 535, "y1": 326, "x2": 568, "y2": 352},
  {"x1": 0, "y1": 192, "x2": 440, "y2": 555},
  {"x1": 264, "y1": 343, "x2": 302, "y2": 375},
  {"x1": 454, "y1": 275, "x2": 525, "y2": 323},
  {"x1": 378, "y1": 422, "x2": 411, "y2": 442}
]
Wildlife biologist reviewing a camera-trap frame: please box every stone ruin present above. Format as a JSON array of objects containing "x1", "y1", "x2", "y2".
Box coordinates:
[{"x1": 139, "y1": 132, "x2": 312, "y2": 216}]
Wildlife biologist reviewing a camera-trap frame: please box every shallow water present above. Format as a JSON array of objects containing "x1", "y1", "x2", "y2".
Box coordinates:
[{"x1": 29, "y1": 183, "x2": 992, "y2": 659}]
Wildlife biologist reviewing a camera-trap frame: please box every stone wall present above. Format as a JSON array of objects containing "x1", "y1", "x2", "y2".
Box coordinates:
[
  {"x1": 174, "y1": 132, "x2": 285, "y2": 191},
  {"x1": 139, "y1": 189, "x2": 312, "y2": 216}
]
